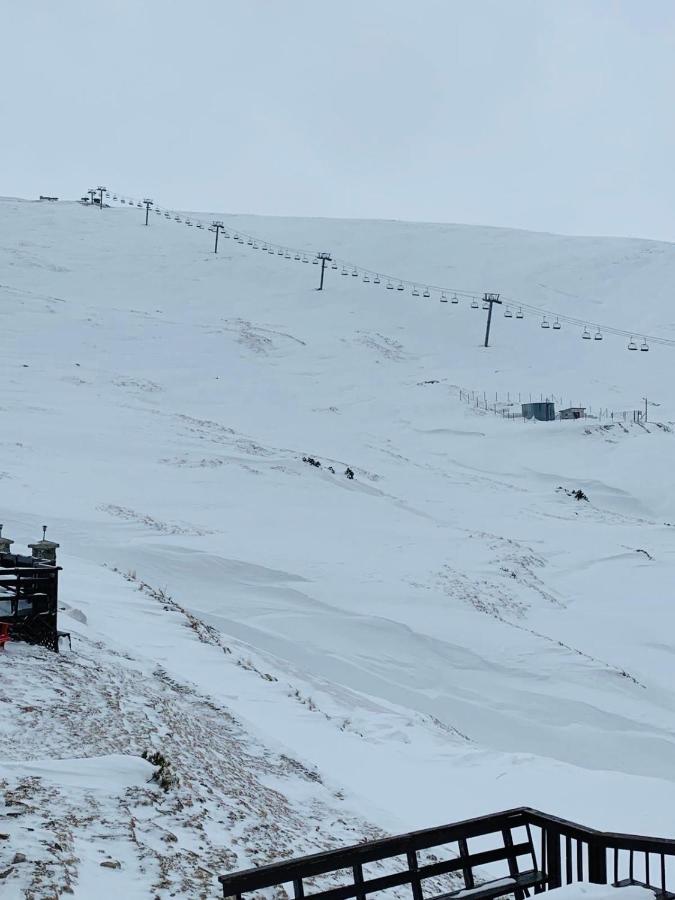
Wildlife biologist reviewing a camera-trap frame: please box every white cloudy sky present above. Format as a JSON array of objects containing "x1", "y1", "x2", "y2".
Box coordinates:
[{"x1": 2, "y1": 1, "x2": 675, "y2": 241}]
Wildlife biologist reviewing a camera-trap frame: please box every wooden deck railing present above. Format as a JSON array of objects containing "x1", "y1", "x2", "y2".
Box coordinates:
[{"x1": 218, "y1": 807, "x2": 675, "y2": 900}]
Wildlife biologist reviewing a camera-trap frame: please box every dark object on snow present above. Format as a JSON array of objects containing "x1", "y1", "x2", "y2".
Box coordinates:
[
  {"x1": 218, "y1": 805, "x2": 675, "y2": 900},
  {"x1": 635, "y1": 549, "x2": 654, "y2": 560},
  {"x1": 344, "y1": 467, "x2": 354, "y2": 480},
  {"x1": 522, "y1": 401, "x2": 555, "y2": 421},
  {"x1": 557, "y1": 486, "x2": 588, "y2": 502},
  {"x1": 302, "y1": 456, "x2": 321, "y2": 468},
  {"x1": 328, "y1": 466, "x2": 335, "y2": 474}
]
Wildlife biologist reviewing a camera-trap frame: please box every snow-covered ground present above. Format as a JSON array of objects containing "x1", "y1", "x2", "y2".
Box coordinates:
[{"x1": 1, "y1": 198, "x2": 675, "y2": 897}]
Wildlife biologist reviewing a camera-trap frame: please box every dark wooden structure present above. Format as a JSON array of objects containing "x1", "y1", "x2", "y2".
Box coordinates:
[
  {"x1": 0, "y1": 553, "x2": 61, "y2": 651},
  {"x1": 219, "y1": 807, "x2": 675, "y2": 900}
]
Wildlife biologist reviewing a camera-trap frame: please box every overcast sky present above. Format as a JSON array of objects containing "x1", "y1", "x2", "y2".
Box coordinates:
[{"x1": 2, "y1": 1, "x2": 675, "y2": 241}]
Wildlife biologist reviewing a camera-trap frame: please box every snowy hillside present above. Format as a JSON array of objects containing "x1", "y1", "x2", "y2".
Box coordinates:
[{"x1": 2, "y1": 197, "x2": 675, "y2": 897}]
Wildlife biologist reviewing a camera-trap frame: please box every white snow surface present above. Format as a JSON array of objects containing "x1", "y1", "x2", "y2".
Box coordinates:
[{"x1": 2, "y1": 199, "x2": 675, "y2": 896}]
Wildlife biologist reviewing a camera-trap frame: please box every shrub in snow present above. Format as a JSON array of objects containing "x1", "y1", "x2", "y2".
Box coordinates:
[{"x1": 142, "y1": 749, "x2": 178, "y2": 791}]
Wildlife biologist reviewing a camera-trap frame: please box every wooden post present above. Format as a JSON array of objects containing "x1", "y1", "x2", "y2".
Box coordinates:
[{"x1": 546, "y1": 828, "x2": 562, "y2": 889}]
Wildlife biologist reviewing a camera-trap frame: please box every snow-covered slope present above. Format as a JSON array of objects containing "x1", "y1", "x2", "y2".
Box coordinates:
[{"x1": 2, "y1": 198, "x2": 675, "y2": 897}]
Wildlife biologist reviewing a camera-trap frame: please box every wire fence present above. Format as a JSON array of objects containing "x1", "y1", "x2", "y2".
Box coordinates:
[{"x1": 457, "y1": 388, "x2": 650, "y2": 423}]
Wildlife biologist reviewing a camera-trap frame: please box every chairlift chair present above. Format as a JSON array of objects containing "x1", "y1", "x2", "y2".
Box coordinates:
[
  {"x1": 121, "y1": 198, "x2": 126, "y2": 204},
  {"x1": 174, "y1": 215, "x2": 181, "y2": 221},
  {"x1": 363, "y1": 274, "x2": 370, "y2": 283},
  {"x1": 386, "y1": 281, "x2": 394, "y2": 290},
  {"x1": 553, "y1": 318, "x2": 561, "y2": 330},
  {"x1": 397, "y1": 282, "x2": 404, "y2": 291},
  {"x1": 352, "y1": 267, "x2": 358, "y2": 276},
  {"x1": 302, "y1": 255, "x2": 309, "y2": 263},
  {"x1": 452, "y1": 293, "x2": 459, "y2": 304},
  {"x1": 516, "y1": 307, "x2": 524, "y2": 319},
  {"x1": 285, "y1": 251, "x2": 291, "y2": 258},
  {"x1": 541, "y1": 317, "x2": 550, "y2": 329},
  {"x1": 594, "y1": 329, "x2": 602, "y2": 340},
  {"x1": 627, "y1": 337, "x2": 638, "y2": 350},
  {"x1": 294, "y1": 252, "x2": 301, "y2": 261},
  {"x1": 342, "y1": 267, "x2": 348, "y2": 276},
  {"x1": 113, "y1": 194, "x2": 118, "y2": 200},
  {"x1": 331, "y1": 261, "x2": 338, "y2": 269},
  {"x1": 196, "y1": 222, "x2": 203, "y2": 229},
  {"x1": 373, "y1": 275, "x2": 381, "y2": 284},
  {"x1": 186, "y1": 219, "x2": 192, "y2": 226},
  {"x1": 268, "y1": 247, "x2": 275, "y2": 254},
  {"x1": 582, "y1": 327, "x2": 591, "y2": 340},
  {"x1": 423, "y1": 287, "x2": 430, "y2": 298},
  {"x1": 105, "y1": 192, "x2": 110, "y2": 198},
  {"x1": 440, "y1": 292, "x2": 448, "y2": 302},
  {"x1": 640, "y1": 338, "x2": 649, "y2": 351},
  {"x1": 412, "y1": 286, "x2": 420, "y2": 297},
  {"x1": 504, "y1": 306, "x2": 512, "y2": 318},
  {"x1": 312, "y1": 256, "x2": 319, "y2": 264},
  {"x1": 278, "y1": 249, "x2": 285, "y2": 256},
  {"x1": 471, "y1": 297, "x2": 479, "y2": 309},
  {"x1": 137, "y1": 202, "x2": 143, "y2": 208},
  {"x1": 482, "y1": 299, "x2": 490, "y2": 310},
  {"x1": 165, "y1": 212, "x2": 170, "y2": 218}
]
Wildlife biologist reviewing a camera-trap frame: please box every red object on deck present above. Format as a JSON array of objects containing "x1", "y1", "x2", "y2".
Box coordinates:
[{"x1": 0, "y1": 623, "x2": 10, "y2": 650}]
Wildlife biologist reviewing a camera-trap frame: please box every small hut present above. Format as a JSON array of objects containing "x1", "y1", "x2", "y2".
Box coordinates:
[
  {"x1": 559, "y1": 407, "x2": 586, "y2": 420},
  {"x1": 522, "y1": 401, "x2": 555, "y2": 421}
]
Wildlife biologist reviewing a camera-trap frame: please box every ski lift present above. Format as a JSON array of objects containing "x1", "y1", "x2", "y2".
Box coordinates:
[
  {"x1": 594, "y1": 329, "x2": 602, "y2": 341},
  {"x1": 247, "y1": 238, "x2": 253, "y2": 245},
  {"x1": 627, "y1": 337, "x2": 637, "y2": 350},
  {"x1": 294, "y1": 252, "x2": 301, "y2": 261},
  {"x1": 396, "y1": 282, "x2": 404, "y2": 291},
  {"x1": 440, "y1": 292, "x2": 448, "y2": 302},
  {"x1": 302, "y1": 255, "x2": 309, "y2": 263},
  {"x1": 352, "y1": 267, "x2": 358, "y2": 277},
  {"x1": 121, "y1": 198, "x2": 126, "y2": 204},
  {"x1": 137, "y1": 202, "x2": 143, "y2": 208},
  {"x1": 386, "y1": 281, "x2": 394, "y2": 290},
  {"x1": 582, "y1": 327, "x2": 591, "y2": 340},
  {"x1": 278, "y1": 249, "x2": 285, "y2": 256},
  {"x1": 105, "y1": 192, "x2": 110, "y2": 198},
  {"x1": 452, "y1": 293, "x2": 459, "y2": 304},
  {"x1": 164, "y1": 212, "x2": 170, "y2": 218},
  {"x1": 268, "y1": 247, "x2": 274, "y2": 254},
  {"x1": 196, "y1": 222, "x2": 203, "y2": 229},
  {"x1": 423, "y1": 287, "x2": 430, "y2": 298},
  {"x1": 412, "y1": 286, "x2": 420, "y2": 297},
  {"x1": 553, "y1": 318, "x2": 561, "y2": 330},
  {"x1": 113, "y1": 194, "x2": 118, "y2": 201},
  {"x1": 373, "y1": 275, "x2": 381, "y2": 284},
  {"x1": 363, "y1": 274, "x2": 370, "y2": 283},
  {"x1": 640, "y1": 338, "x2": 649, "y2": 352},
  {"x1": 504, "y1": 306, "x2": 512, "y2": 318},
  {"x1": 516, "y1": 307, "x2": 524, "y2": 319},
  {"x1": 341, "y1": 266, "x2": 348, "y2": 275},
  {"x1": 174, "y1": 215, "x2": 181, "y2": 222},
  {"x1": 285, "y1": 251, "x2": 291, "y2": 259},
  {"x1": 471, "y1": 297, "x2": 479, "y2": 309},
  {"x1": 252, "y1": 242, "x2": 258, "y2": 249},
  {"x1": 541, "y1": 316, "x2": 550, "y2": 329},
  {"x1": 331, "y1": 261, "x2": 338, "y2": 269},
  {"x1": 482, "y1": 299, "x2": 490, "y2": 310}
]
